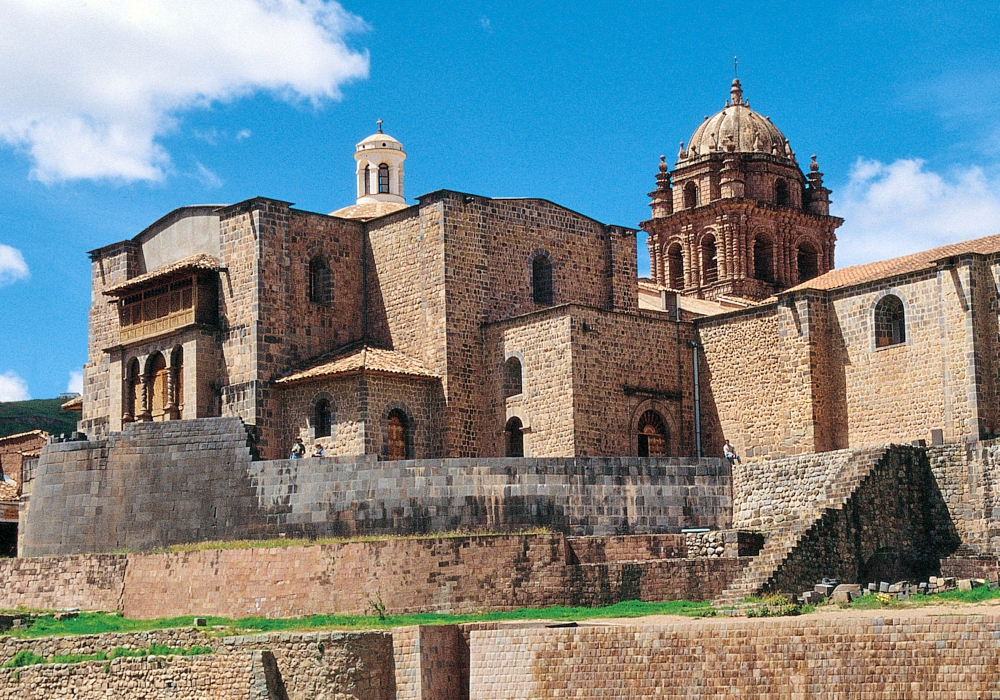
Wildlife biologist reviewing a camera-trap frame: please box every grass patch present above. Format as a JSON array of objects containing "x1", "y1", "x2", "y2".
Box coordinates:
[
  {"x1": 158, "y1": 527, "x2": 555, "y2": 553},
  {"x1": 3, "y1": 644, "x2": 212, "y2": 669},
  {"x1": 5, "y1": 600, "x2": 712, "y2": 639},
  {"x1": 847, "y1": 585, "x2": 1000, "y2": 610}
]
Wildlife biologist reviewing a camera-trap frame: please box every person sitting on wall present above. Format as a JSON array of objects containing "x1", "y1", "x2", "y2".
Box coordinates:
[
  {"x1": 290, "y1": 437, "x2": 305, "y2": 459},
  {"x1": 312, "y1": 444, "x2": 325, "y2": 458},
  {"x1": 723, "y1": 440, "x2": 741, "y2": 466}
]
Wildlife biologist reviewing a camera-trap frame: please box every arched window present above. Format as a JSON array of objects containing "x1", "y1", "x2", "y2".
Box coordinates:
[
  {"x1": 378, "y1": 163, "x2": 390, "y2": 194},
  {"x1": 504, "y1": 357, "x2": 523, "y2": 398},
  {"x1": 386, "y1": 409, "x2": 409, "y2": 460},
  {"x1": 667, "y1": 242, "x2": 684, "y2": 290},
  {"x1": 875, "y1": 295, "x2": 906, "y2": 348},
  {"x1": 314, "y1": 399, "x2": 331, "y2": 438},
  {"x1": 125, "y1": 358, "x2": 141, "y2": 423},
  {"x1": 701, "y1": 235, "x2": 718, "y2": 285},
  {"x1": 147, "y1": 352, "x2": 168, "y2": 421},
  {"x1": 364, "y1": 164, "x2": 371, "y2": 195},
  {"x1": 775, "y1": 179, "x2": 789, "y2": 206},
  {"x1": 797, "y1": 240, "x2": 819, "y2": 283},
  {"x1": 532, "y1": 254, "x2": 553, "y2": 305},
  {"x1": 753, "y1": 237, "x2": 774, "y2": 283},
  {"x1": 308, "y1": 256, "x2": 331, "y2": 305},
  {"x1": 684, "y1": 182, "x2": 698, "y2": 209},
  {"x1": 505, "y1": 417, "x2": 524, "y2": 457},
  {"x1": 636, "y1": 410, "x2": 668, "y2": 458}
]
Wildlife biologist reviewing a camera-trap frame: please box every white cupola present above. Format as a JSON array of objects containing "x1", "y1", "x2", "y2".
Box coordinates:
[{"x1": 354, "y1": 120, "x2": 406, "y2": 205}]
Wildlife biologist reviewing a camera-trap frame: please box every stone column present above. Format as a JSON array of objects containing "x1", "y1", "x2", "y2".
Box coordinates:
[
  {"x1": 165, "y1": 365, "x2": 179, "y2": 420},
  {"x1": 138, "y1": 373, "x2": 152, "y2": 422}
]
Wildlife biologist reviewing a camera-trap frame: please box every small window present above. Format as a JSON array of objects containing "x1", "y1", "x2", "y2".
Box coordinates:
[
  {"x1": 308, "y1": 256, "x2": 332, "y2": 305},
  {"x1": 314, "y1": 399, "x2": 331, "y2": 438},
  {"x1": 875, "y1": 295, "x2": 906, "y2": 348},
  {"x1": 364, "y1": 164, "x2": 371, "y2": 195},
  {"x1": 378, "y1": 163, "x2": 390, "y2": 194},
  {"x1": 386, "y1": 409, "x2": 409, "y2": 460},
  {"x1": 532, "y1": 254, "x2": 553, "y2": 305},
  {"x1": 505, "y1": 417, "x2": 524, "y2": 457},
  {"x1": 637, "y1": 410, "x2": 668, "y2": 458},
  {"x1": 504, "y1": 357, "x2": 523, "y2": 398},
  {"x1": 667, "y1": 243, "x2": 684, "y2": 290},
  {"x1": 684, "y1": 182, "x2": 698, "y2": 209},
  {"x1": 775, "y1": 179, "x2": 789, "y2": 206},
  {"x1": 701, "y1": 235, "x2": 718, "y2": 285}
]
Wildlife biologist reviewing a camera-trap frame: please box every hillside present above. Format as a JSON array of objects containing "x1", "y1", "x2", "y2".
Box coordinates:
[{"x1": 0, "y1": 399, "x2": 80, "y2": 439}]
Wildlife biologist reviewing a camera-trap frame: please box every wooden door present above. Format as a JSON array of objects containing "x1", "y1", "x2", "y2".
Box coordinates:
[
  {"x1": 148, "y1": 354, "x2": 168, "y2": 421},
  {"x1": 387, "y1": 413, "x2": 407, "y2": 460}
]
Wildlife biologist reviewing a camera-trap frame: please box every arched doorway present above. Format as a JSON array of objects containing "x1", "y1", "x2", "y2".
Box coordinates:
[
  {"x1": 386, "y1": 409, "x2": 409, "y2": 460},
  {"x1": 147, "y1": 352, "x2": 168, "y2": 421},
  {"x1": 505, "y1": 417, "x2": 524, "y2": 457},
  {"x1": 636, "y1": 410, "x2": 668, "y2": 458}
]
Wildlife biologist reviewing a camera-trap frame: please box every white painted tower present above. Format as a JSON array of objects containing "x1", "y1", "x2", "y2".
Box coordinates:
[{"x1": 355, "y1": 120, "x2": 405, "y2": 205}]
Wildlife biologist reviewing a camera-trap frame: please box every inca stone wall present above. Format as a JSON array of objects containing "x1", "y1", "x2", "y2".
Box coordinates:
[
  {"x1": 20, "y1": 417, "x2": 733, "y2": 555},
  {"x1": 20, "y1": 418, "x2": 260, "y2": 557},
  {"x1": 0, "y1": 533, "x2": 748, "y2": 620},
  {"x1": 767, "y1": 445, "x2": 959, "y2": 593},
  {"x1": 467, "y1": 615, "x2": 1000, "y2": 699},
  {"x1": 249, "y1": 455, "x2": 732, "y2": 538}
]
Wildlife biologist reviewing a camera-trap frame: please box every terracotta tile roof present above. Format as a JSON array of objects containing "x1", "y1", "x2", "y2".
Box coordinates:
[
  {"x1": 104, "y1": 253, "x2": 220, "y2": 296},
  {"x1": 0, "y1": 430, "x2": 47, "y2": 445},
  {"x1": 61, "y1": 396, "x2": 83, "y2": 412},
  {"x1": 329, "y1": 201, "x2": 410, "y2": 221},
  {"x1": 787, "y1": 234, "x2": 1000, "y2": 293},
  {"x1": 276, "y1": 345, "x2": 439, "y2": 385}
]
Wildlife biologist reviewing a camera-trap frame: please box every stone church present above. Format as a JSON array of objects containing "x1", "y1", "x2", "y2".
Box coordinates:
[{"x1": 79, "y1": 79, "x2": 1000, "y2": 464}]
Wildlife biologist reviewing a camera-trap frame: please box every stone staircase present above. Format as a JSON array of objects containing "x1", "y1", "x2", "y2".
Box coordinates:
[{"x1": 713, "y1": 446, "x2": 890, "y2": 607}]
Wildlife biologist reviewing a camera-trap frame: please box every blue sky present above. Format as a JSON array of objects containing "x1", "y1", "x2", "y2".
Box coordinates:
[{"x1": 1, "y1": 0, "x2": 1000, "y2": 400}]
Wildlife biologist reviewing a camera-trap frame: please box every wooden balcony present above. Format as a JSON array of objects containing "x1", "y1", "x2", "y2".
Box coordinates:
[{"x1": 117, "y1": 273, "x2": 216, "y2": 345}]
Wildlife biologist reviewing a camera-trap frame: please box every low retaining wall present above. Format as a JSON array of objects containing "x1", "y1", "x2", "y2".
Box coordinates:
[
  {"x1": 468, "y1": 615, "x2": 1000, "y2": 698},
  {"x1": 0, "y1": 533, "x2": 749, "y2": 619},
  {"x1": 0, "y1": 629, "x2": 395, "y2": 700}
]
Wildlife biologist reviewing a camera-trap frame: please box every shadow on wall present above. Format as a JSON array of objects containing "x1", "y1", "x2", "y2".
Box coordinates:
[{"x1": 769, "y1": 446, "x2": 961, "y2": 593}]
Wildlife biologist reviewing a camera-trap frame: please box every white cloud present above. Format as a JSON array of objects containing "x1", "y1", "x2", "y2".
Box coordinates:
[
  {"x1": 833, "y1": 158, "x2": 1000, "y2": 267},
  {"x1": 236, "y1": 129, "x2": 252, "y2": 141},
  {"x1": 0, "y1": 0, "x2": 369, "y2": 183},
  {"x1": 193, "y1": 163, "x2": 223, "y2": 189},
  {"x1": 0, "y1": 244, "x2": 29, "y2": 287},
  {"x1": 0, "y1": 372, "x2": 29, "y2": 402},
  {"x1": 67, "y1": 370, "x2": 83, "y2": 395}
]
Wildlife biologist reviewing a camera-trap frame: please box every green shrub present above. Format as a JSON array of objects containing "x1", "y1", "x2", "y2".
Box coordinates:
[{"x1": 4, "y1": 650, "x2": 45, "y2": 668}]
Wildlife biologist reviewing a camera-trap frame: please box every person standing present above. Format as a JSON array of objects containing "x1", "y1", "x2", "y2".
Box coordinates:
[{"x1": 290, "y1": 436, "x2": 305, "y2": 459}]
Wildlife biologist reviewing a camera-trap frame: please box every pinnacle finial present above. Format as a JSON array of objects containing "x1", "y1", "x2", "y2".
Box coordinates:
[
  {"x1": 730, "y1": 78, "x2": 743, "y2": 106},
  {"x1": 659, "y1": 155, "x2": 668, "y2": 172},
  {"x1": 376, "y1": 119, "x2": 383, "y2": 134},
  {"x1": 810, "y1": 154, "x2": 819, "y2": 172}
]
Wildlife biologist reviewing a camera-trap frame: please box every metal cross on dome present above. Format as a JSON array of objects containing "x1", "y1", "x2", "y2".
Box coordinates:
[{"x1": 377, "y1": 119, "x2": 383, "y2": 134}]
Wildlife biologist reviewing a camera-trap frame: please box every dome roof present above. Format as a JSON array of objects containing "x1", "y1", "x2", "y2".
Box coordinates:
[
  {"x1": 681, "y1": 80, "x2": 794, "y2": 162},
  {"x1": 357, "y1": 121, "x2": 403, "y2": 152}
]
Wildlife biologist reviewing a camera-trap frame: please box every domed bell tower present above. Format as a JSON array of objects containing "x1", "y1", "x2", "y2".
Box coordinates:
[
  {"x1": 642, "y1": 80, "x2": 842, "y2": 301},
  {"x1": 355, "y1": 119, "x2": 406, "y2": 206}
]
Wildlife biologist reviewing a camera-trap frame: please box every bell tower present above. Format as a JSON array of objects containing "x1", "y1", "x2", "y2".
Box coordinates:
[
  {"x1": 642, "y1": 80, "x2": 842, "y2": 301},
  {"x1": 354, "y1": 120, "x2": 406, "y2": 206}
]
